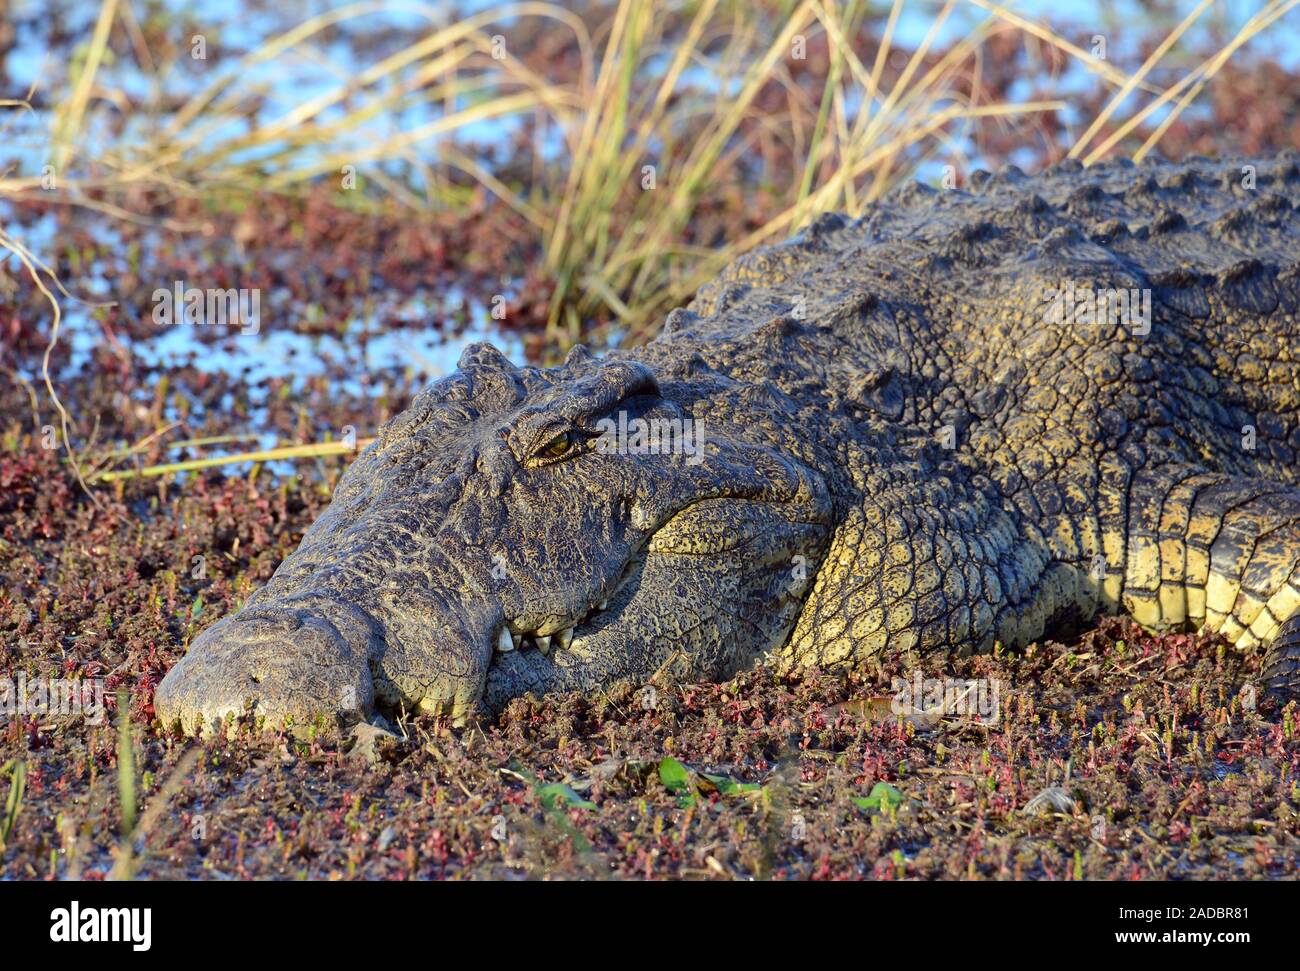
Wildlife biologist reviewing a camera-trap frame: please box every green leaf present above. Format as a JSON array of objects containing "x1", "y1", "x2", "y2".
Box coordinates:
[
  {"x1": 658, "y1": 758, "x2": 763, "y2": 806},
  {"x1": 852, "y1": 782, "x2": 904, "y2": 812},
  {"x1": 190, "y1": 596, "x2": 204, "y2": 619},
  {"x1": 658, "y1": 757, "x2": 691, "y2": 793},
  {"x1": 700, "y1": 771, "x2": 763, "y2": 796},
  {"x1": 658, "y1": 757, "x2": 696, "y2": 807},
  {"x1": 536, "y1": 783, "x2": 596, "y2": 811}
]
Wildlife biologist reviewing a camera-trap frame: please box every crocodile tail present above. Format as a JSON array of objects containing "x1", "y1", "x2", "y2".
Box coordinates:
[
  {"x1": 1120, "y1": 464, "x2": 1300, "y2": 657},
  {"x1": 1263, "y1": 613, "x2": 1300, "y2": 700}
]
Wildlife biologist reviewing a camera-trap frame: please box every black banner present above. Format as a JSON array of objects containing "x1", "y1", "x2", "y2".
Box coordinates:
[{"x1": 0, "y1": 879, "x2": 1281, "y2": 958}]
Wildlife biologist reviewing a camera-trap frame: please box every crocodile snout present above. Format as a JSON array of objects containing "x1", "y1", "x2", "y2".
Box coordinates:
[{"x1": 155, "y1": 606, "x2": 376, "y2": 736}]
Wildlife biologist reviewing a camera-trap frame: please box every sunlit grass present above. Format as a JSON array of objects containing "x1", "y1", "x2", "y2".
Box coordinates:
[{"x1": 0, "y1": 759, "x2": 25, "y2": 852}]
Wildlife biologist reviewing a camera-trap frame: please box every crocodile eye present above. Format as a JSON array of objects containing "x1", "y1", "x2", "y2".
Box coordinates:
[{"x1": 536, "y1": 430, "x2": 579, "y2": 460}]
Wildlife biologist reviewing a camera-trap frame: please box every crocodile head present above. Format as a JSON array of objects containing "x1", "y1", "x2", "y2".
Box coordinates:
[{"x1": 154, "y1": 343, "x2": 833, "y2": 736}]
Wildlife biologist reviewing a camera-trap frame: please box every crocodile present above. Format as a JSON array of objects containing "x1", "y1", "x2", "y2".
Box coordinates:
[{"x1": 155, "y1": 154, "x2": 1300, "y2": 736}]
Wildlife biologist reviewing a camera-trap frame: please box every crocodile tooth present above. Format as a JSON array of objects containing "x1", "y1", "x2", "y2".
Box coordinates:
[
  {"x1": 510, "y1": 630, "x2": 522, "y2": 650},
  {"x1": 598, "y1": 600, "x2": 609, "y2": 610},
  {"x1": 536, "y1": 634, "x2": 552, "y2": 655},
  {"x1": 554, "y1": 627, "x2": 573, "y2": 650},
  {"x1": 497, "y1": 627, "x2": 514, "y2": 653}
]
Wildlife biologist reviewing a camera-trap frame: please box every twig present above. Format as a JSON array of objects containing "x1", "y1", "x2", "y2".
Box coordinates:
[{"x1": 91, "y1": 437, "x2": 376, "y2": 482}]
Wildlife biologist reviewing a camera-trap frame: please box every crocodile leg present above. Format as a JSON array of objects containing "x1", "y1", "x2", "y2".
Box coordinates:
[{"x1": 780, "y1": 449, "x2": 1070, "y2": 669}]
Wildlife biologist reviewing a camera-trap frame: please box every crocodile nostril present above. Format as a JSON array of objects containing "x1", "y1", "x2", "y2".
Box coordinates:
[
  {"x1": 258, "y1": 611, "x2": 303, "y2": 631},
  {"x1": 239, "y1": 608, "x2": 305, "y2": 631}
]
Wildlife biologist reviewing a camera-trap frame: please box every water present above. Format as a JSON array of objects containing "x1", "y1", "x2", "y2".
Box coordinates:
[{"x1": 96, "y1": 295, "x2": 524, "y2": 393}]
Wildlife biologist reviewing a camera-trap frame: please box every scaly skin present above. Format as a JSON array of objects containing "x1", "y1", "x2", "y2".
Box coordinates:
[{"x1": 155, "y1": 153, "x2": 1300, "y2": 736}]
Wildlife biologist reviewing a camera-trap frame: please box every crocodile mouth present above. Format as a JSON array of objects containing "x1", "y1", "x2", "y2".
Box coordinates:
[
  {"x1": 477, "y1": 486, "x2": 831, "y2": 713},
  {"x1": 482, "y1": 488, "x2": 780, "y2": 675},
  {"x1": 488, "y1": 545, "x2": 646, "y2": 666},
  {"x1": 481, "y1": 488, "x2": 749, "y2": 677}
]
